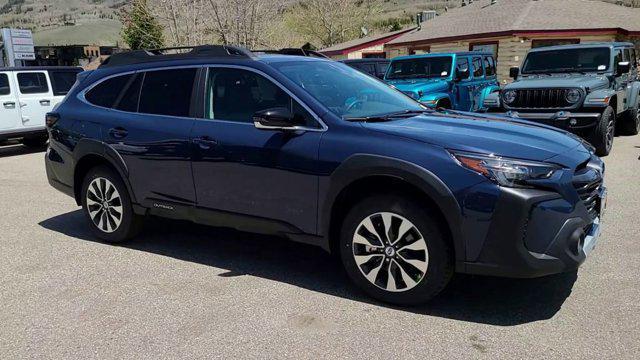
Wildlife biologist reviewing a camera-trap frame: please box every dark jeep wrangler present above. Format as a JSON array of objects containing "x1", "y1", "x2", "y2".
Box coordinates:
[{"x1": 485, "y1": 43, "x2": 640, "y2": 156}]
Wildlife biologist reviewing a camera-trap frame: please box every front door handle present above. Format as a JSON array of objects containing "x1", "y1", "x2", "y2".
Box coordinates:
[
  {"x1": 3, "y1": 101, "x2": 15, "y2": 109},
  {"x1": 40, "y1": 99, "x2": 51, "y2": 106},
  {"x1": 109, "y1": 127, "x2": 128, "y2": 139},
  {"x1": 193, "y1": 136, "x2": 218, "y2": 150}
]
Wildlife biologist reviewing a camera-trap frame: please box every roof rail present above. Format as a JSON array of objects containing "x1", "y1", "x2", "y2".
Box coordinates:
[
  {"x1": 253, "y1": 48, "x2": 329, "y2": 59},
  {"x1": 99, "y1": 45, "x2": 255, "y2": 68}
]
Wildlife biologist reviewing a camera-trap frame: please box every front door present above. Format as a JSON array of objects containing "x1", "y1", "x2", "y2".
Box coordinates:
[
  {"x1": 453, "y1": 56, "x2": 473, "y2": 111},
  {"x1": 0, "y1": 72, "x2": 20, "y2": 131},
  {"x1": 190, "y1": 67, "x2": 323, "y2": 234},
  {"x1": 14, "y1": 70, "x2": 54, "y2": 130}
]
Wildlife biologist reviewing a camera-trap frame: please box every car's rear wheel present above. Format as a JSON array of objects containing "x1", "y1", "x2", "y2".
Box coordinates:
[
  {"x1": 590, "y1": 106, "x2": 615, "y2": 156},
  {"x1": 339, "y1": 195, "x2": 453, "y2": 305},
  {"x1": 81, "y1": 165, "x2": 142, "y2": 243},
  {"x1": 619, "y1": 107, "x2": 640, "y2": 136}
]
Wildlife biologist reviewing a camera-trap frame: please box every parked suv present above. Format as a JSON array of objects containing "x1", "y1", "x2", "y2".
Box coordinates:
[
  {"x1": 45, "y1": 46, "x2": 606, "y2": 305},
  {"x1": 484, "y1": 43, "x2": 640, "y2": 156},
  {"x1": 341, "y1": 58, "x2": 390, "y2": 79},
  {"x1": 0, "y1": 66, "x2": 82, "y2": 146},
  {"x1": 385, "y1": 52, "x2": 500, "y2": 111}
]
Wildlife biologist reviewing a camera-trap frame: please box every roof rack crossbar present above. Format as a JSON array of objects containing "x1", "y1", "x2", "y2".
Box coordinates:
[
  {"x1": 252, "y1": 48, "x2": 329, "y2": 59},
  {"x1": 99, "y1": 45, "x2": 255, "y2": 68}
]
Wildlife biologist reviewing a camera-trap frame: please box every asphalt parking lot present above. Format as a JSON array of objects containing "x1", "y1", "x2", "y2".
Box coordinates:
[{"x1": 1, "y1": 136, "x2": 639, "y2": 359}]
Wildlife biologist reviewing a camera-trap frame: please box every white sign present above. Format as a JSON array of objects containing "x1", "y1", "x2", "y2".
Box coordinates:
[
  {"x1": 14, "y1": 52, "x2": 35, "y2": 60},
  {"x1": 13, "y1": 45, "x2": 34, "y2": 53},
  {"x1": 10, "y1": 29, "x2": 32, "y2": 38},
  {"x1": 12, "y1": 37, "x2": 34, "y2": 45}
]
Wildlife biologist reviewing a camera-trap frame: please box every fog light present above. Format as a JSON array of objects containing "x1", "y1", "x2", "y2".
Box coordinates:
[{"x1": 569, "y1": 118, "x2": 577, "y2": 126}]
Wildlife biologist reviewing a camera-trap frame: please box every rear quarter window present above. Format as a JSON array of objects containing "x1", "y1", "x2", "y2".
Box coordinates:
[
  {"x1": 0, "y1": 74, "x2": 10, "y2": 95},
  {"x1": 17, "y1": 72, "x2": 49, "y2": 94},
  {"x1": 85, "y1": 74, "x2": 134, "y2": 108},
  {"x1": 49, "y1": 70, "x2": 80, "y2": 96}
]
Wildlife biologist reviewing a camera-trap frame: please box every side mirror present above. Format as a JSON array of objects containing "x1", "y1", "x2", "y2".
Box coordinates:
[
  {"x1": 455, "y1": 68, "x2": 469, "y2": 82},
  {"x1": 509, "y1": 67, "x2": 520, "y2": 79},
  {"x1": 616, "y1": 61, "x2": 630, "y2": 76},
  {"x1": 253, "y1": 107, "x2": 298, "y2": 131}
]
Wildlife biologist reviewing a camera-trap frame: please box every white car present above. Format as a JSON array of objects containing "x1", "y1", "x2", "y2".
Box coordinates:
[{"x1": 0, "y1": 66, "x2": 81, "y2": 147}]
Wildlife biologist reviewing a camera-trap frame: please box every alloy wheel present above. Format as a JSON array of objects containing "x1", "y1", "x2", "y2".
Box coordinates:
[
  {"x1": 352, "y1": 212, "x2": 429, "y2": 292},
  {"x1": 86, "y1": 177, "x2": 123, "y2": 233},
  {"x1": 605, "y1": 116, "x2": 614, "y2": 152}
]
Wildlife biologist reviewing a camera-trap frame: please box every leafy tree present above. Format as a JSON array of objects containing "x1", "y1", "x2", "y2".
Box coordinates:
[{"x1": 120, "y1": 0, "x2": 165, "y2": 50}]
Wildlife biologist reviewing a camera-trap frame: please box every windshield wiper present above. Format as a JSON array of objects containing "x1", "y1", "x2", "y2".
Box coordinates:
[{"x1": 344, "y1": 109, "x2": 430, "y2": 122}]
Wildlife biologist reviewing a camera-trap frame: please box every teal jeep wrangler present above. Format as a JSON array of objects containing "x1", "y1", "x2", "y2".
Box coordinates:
[{"x1": 484, "y1": 43, "x2": 640, "y2": 156}]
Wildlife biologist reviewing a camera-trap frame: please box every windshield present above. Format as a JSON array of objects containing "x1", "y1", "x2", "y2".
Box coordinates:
[
  {"x1": 522, "y1": 47, "x2": 611, "y2": 74},
  {"x1": 386, "y1": 56, "x2": 453, "y2": 80},
  {"x1": 271, "y1": 60, "x2": 423, "y2": 119}
]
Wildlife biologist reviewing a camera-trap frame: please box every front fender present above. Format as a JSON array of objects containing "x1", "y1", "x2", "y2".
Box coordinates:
[
  {"x1": 480, "y1": 85, "x2": 501, "y2": 110},
  {"x1": 419, "y1": 92, "x2": 452, "y2": 107},
  {"x1": 319, "y1": 154, "x2": 465, "y2": 262},
  {"x1": 584, "y1": 88, "x2": 617, "y2": 109}
]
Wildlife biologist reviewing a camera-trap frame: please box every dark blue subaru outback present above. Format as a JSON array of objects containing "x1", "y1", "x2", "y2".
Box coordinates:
[{"x1": 45, "y1": 46, "x2": 606, "y2": 305}]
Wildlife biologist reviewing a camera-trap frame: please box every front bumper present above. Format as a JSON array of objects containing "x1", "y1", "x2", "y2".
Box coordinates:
[
  {"x1": 496, "y1": 111, "x2": 601, "y2": 131},
  {"x1": 460, "y1": 183, "x2": 606, "y2": 279}
]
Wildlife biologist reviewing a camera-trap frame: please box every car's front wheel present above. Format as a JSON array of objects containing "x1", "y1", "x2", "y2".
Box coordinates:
[
  {"x1": 81, "y1": 165, "x2": 142, "y2": 243},
  {"x1": 339, "y1": 195, "x2": 453, "y2": 305},
  {"x1": 619, "y1": 106, "x2": 640, "y2": 136},
  {"x1": 590, "y1": 106, "x2": 615, "y2": 156}
]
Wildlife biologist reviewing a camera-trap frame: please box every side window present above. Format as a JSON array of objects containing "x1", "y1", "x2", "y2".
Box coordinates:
[
  {"x1": 377, "y1": 62, "x2": 389, "y2": 76},
  {"x1": 17, "y1": 72, "x2": 49, "y2": 94},
  {"x1": 138, "y1": 68, "x2": 197, "y2": 117},
  {"x1": 0, "y1": 74, "x2": 10, "y2": 95},
  {"x1": 49, "y1": 71, "x2": 80, "y2": 96},
  {"x1": 114, "y1": 74, "x2": 143, "y2": 112},
  {"x1": 614, "y1": 49, "x2": 623, "y2": 71},
  {"x1": 206, "y1": 68, "x2": 316, "y2": 127},
  {"x1": 483, "y1": 56, "x2": 496, "y2": 77},
  {"x1": 455, "y1": 57, "x2": 470, "y2": 80},
  {"x1": 85, "y1": 74, "x2": 133, "y2": 108},
  {"x1": 472, "y1": 57, "x2": 484, "y2": 78},
  {"x1": 631, "y1": 49, "x2": 638, "y2": 68}
]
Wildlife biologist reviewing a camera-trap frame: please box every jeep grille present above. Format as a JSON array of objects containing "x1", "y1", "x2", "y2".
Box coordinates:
[{"x1": 509, "y1": 89, "x2": 572, "y2": 109}]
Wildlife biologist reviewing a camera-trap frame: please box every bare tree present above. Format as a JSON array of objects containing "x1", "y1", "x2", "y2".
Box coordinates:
[
  {"x1": 207, "y1": 0, "x2": 283, "y2": 48},
  {"x1": 284, "y1": 0, "x2": 380, "y2": 48},
  {"x1": 151, "y1": 0, "x2": 209, "y2": 47}
]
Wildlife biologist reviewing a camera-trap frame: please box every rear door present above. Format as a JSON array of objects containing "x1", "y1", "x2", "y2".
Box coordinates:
[
  {"x1": 14, "y1": 70, "x2": 54, "y2": 130},
  {"x1": 0, "y1": 71, "x2": 21, "y2": 131},
  {"x1": 453, "y1": 56, "x2": 473, "y2": 110}
]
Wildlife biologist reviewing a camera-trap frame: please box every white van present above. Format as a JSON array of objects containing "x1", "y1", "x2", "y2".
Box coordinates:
[{"x1": 0, "y1": 67, "x2": 82, "y2": 147}]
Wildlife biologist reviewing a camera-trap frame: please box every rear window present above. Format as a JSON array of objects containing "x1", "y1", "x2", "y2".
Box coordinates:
[
  {"x1": 114, "y1": 74, "x2": 143, "y2": 112},
  {"x1": 85, "y1": 74, "x2": 134, "y2": 108},
  {"x1": 138, "y1": 69, "x2": 197, "y2": 117},
  {"x1": 17, "y1": 72, "x2": 49, "y2": 94},
  {"x1": 484, "y1": 57, "x2": 496, "y2": 77},
  {"x1": 49, "y1": 71, "x2": 80, "y2": 96},
  {"x1": 472, "y1": 57, "x2": 484, "y2": 78},
  {"x1": 0, "y1": 74, "x2": 10, "y2": 95}
]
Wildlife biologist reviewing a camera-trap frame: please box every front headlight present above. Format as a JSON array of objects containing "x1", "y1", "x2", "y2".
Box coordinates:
[
  {"x1": 502, "y1": 90, "x2": 517, "y2": 104},
  {"x1": 450, "y1": 151, "x2": 561, "y2": 188},
  {"x1": 565, "y1": 88, "x2": 581, "y2": 104}
]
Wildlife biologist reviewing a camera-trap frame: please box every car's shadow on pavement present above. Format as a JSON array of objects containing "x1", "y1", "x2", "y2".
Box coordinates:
[{"x1": 39, "y1": 210, "x2": 577, "y2": 326}]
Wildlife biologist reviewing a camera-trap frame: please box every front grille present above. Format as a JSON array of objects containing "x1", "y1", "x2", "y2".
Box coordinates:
[
  {"x1": 572, "y1": 162, "x2": 604, "y2": 220},
  {"x1": 509, "y1": 89, "x2": 571, "y2": 109}
]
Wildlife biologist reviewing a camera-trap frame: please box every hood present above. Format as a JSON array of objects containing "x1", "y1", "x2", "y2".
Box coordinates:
[
  {"x1": 361, "y1": 112, "x2": 590, "y2": 167},
  {"x1": 507, "y1": 74, "x2": 610, "y2": 91},
  {"x1": 387, "y1": 78, "x2": 449, "y2": 95}
]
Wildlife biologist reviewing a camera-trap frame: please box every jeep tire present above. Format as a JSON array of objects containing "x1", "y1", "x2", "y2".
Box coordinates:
[
  {"x1": 619, "y1": 106, "x2": 640, "y2": 136},
  {"x1": 590, "y1": 106, "x2": 615, "y2": 156},
  {"x1": 339, "y1": 194, "x2": 453, "y2": 306},
  {"x1": 81, "y1": 165, "x2": 142, "y2": 243}
]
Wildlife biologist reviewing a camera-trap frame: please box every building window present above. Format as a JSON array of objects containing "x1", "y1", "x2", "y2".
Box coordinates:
[
  {"x1": 409, "y1": 45, "x2": 431, "y2": 55},
  {"x1": 469, "y1": 42, "x2": 499, "y2": 58},
  {"x1": 362, "y1": 52, "x2": 386, "y2": 59},
  {"x1": 531, "y1": 39, "x2": 580, "y2": 49}
]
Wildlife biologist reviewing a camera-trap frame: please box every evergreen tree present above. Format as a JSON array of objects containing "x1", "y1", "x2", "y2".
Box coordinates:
[{"x1": 120, "y1": 0, "x2": 164, "y2": 50}]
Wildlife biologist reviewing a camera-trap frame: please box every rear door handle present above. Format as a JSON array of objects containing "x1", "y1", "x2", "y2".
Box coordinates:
[
  {"x1": 193, "y1": 136, "x2": 218, "y2": 150},
  {"x1": 3, "y1": 101, "x2": 15, "y2": 109},
  {"x1": 109, "y1": 127, "x2": 128, "y2": 139},
  {"x1": 40, "y1": 99, "x2": 51, "y2": 106}
]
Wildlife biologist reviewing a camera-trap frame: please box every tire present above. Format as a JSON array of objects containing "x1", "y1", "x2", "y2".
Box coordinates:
[
  {"x1": 80, "y1": 165, "x2": 142, "y2": 243},
  {"x1": 589, "y1": 106, "x2": 615, "y2": 157},
  {"x1": 619, "y1": 107, "x2": 640, "y2": 136},
  {"x1": 339, "y1": 194, "x2": 453, "y2": 306},
  {"x1": 436, "y1": 99, "x2": 451, "y2": 109},
  {"x1": 21, "y1": 136, "x2": 48, "y2": 148}
]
